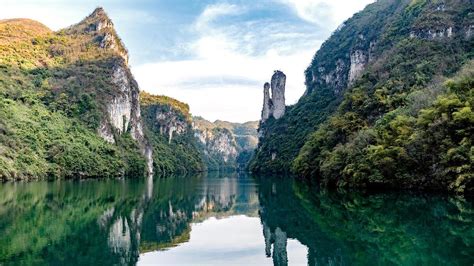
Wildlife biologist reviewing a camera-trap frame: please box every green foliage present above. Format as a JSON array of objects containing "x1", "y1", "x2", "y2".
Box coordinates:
[
  {"x1": 294, "y1": 61, "x2": 474, "y2": 193},
  {"x1": 0, "y1": 98, "x2": 125, "y2": 180},
  {"x1": 253, "y1": 0, "x2": 473, "y2": 193},
  {"x1": 140, "y1": 91, "x2": 191, "y2": 121},
  {"x1": 0, "y1": 14, "x2": 148, "y2": 180},
  {"x1": 140, "y1": 97, "x2": 205, "y2": 175}
]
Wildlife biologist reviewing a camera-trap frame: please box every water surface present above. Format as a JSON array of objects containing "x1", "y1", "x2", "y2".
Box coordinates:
[{"x1": 0, "y1": 172, "x2": 472, "y2": 265}]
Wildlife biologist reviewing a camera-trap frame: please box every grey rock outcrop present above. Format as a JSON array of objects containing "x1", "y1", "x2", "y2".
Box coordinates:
[
  {"x1": 465, "y1": 25, "x2": 473, "y2": 39},
  {"x1": 75, "y1": 8, "x2": 152, "y2": 174},
  {"x1": 305, "y1": 58, "x2": 348, "y2": 96},
  {"x1": 194, "y1": 127, "x2": 238, "y2": 163},
  {"x1": 148, "y1": 106, "x2": 189, "y2": 143},
  {"x1": 261, "y1": 71, "x2": 286, "y2": 123},
  {"x1": 261, "y1": 83, "x2": 272, "y2": 121},
  {"x1": 68, "y1": 7, "x2": 129, "y2": 64},
  {"x1": 271, "y1": 71, "x2": 286, "y2": 119},
  {"x1": 348, "y1": 49, "x2": 368, "y2": 85},
  {"x1": 409, "y1": 27, "x2": 454, "y2": 40},
  {"x1": 99, "y1": 62, "x2": 144, "y2": 145}
]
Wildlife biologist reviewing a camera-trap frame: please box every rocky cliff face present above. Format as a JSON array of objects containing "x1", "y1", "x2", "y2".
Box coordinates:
[
  {"x1": 142, "y1": 100, "x2": 189, "y2": 143},
  {"x1": 194, "y1": 127, "x2": 238, "y2": 164},
  {"x1": 140, "y1": 92, "x2": 204, "y2": 174},
  {"x1": 0, "y1": 7, "x2": 153, "y2": 179},
  {"x1": 69, "y1": 8, "x2": 152, "y2": 174},
  {"x1": 193, "y1": 117, "x2": 258, "y2": 170},
  {"x1": 348, "y1": 49, "x2": 368, "y2": 85}
]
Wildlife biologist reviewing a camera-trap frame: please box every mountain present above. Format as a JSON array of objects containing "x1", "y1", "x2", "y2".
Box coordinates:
[
  {"x1": 193, "y1": 117, "x2": 258, "y2": 170},
  {"x1": 0, "y1": 8, "x2": 153, "y2": 180},
  {"x1": 140, "y1": 92, "x2": 205, "y2": 174},
  {"x1": 251, "y1": 0, "x2": 473, "y2": 193}
]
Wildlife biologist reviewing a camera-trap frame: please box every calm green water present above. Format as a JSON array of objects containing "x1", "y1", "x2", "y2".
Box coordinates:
[{"x1": 0, "y1": 172, "x2": 472, "y2": 265}]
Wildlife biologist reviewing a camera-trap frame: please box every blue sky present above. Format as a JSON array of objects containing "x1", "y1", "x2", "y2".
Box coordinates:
[{"x1": 1, "y1": 0, "x2": 373, "y2": 122}]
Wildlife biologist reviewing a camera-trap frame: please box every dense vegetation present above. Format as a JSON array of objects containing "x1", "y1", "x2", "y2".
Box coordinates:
[
  {"x1": 251, "y1": 0, "x2": 473, "y2": 193},
  {"x1": 294, "y1": 63, "x2": 474, "y2": 193},
  {"x1": 0, "y1": 12, "x2": 147, "y2": 180},
  {"x1": 140, "y1": 92, "x2": 205, "y2": 175}
]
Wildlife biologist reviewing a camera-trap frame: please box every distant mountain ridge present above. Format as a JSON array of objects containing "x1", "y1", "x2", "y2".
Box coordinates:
[{"x1": 193, "y1": 117, "x2": 258, "y2": 170}]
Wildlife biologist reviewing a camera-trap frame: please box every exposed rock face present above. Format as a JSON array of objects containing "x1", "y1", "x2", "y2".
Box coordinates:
[
  {"x1": 305, "y1": 58, "x2": 348, "y2": 95},
  {"x1": 98, "y1": 32, "x2": 129, "y2": 64},
  {"x1": 271, "y1": 71, "x2": 286, "y2": 119},
  {"x1": 69, "y1": 7, "x2": 129, "y2": 64},
  {"x1": 465, "y1": 25, "x2": 473, "y2": 39},
  {"x1": 148, "y1": 105, "x2": 189, "y2": 143},
  {"x1": 194, "y1": 127, "x2": 238, "y2": 163},
  {"x1": 99, "y1": 62, "x2": 144, "y2": 145},
  {"x1": 261, "y1": 83, "x2": 272, "y2": 122},
  {"x1": 193, "y1": 117, "x2": 258, "y2": 169},
  {"x1": 410, "y1": 27, "x2": 454, "y2": 40},
  {"x1": 74, "y1": 8, "x2": 152, "y2": 174},
  {"x1": 260, "y1": 71, "x2": 286, "y2": 123},
  {"x1": 348, "y1": 50, "x2": 368, "y2": 85},
  {"x1": 97, "y1": 60, "x2": 152, "y2": 174}
]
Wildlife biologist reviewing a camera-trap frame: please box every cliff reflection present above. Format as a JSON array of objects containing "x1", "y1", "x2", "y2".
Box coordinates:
[
  {"x1": 1, "y1": 173, "x2": 472, "y2": 265},
  {"x1": 0, "y1": 172, "x2": 260, "y2": 265},
  {"x1": 255, "y1": 176, "x2": 474, "y2": 266}
]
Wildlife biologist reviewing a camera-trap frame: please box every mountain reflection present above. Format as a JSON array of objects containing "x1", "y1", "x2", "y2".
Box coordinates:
[{"x1": 0, "y1": 173, "x2": 472, "y2": 265}]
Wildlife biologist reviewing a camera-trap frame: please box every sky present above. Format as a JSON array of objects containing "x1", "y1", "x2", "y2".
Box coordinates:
[
  {"x1": 0, "y1": 0, "x2": 374, "y2": 122},
  {"x1": 139, "y1": 215, "x2": 308, "y2": 265}
]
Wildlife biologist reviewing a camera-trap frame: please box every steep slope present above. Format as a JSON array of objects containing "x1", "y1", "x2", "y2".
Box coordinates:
[
  {"x1": 251, "y1": 0, "x2": 473, "y2": 193},
  {"x1": 140, "y1": 92, "x2": 205, "y2": 174},
  {"x1": 0, "y1": 8, "x2": 150, "y2": 179},
  {"x1": 193, "y1": 117, "x2": 258, "y2": 170}
]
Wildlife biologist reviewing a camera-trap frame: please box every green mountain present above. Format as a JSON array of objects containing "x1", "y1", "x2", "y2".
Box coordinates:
[
  {"x1": 251, "y1": 0, "x2": 473, "y2": 193},
  {"x1": 140, "y1": 91, "x2": 205, "y2": 174},
  {"x1": 193, "y1": 117, "x2": 258, "y2": 171},
  {"x1": 0, "y1": 8, "x2": 152, "y2": 180},
  {"x1": 0, "y1": 8, "x2": 216, "y2": 180}
]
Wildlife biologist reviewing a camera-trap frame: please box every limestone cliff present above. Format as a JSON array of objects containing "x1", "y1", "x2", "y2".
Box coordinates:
[
  {"x1": 261, "y1": 71, "x2": 286, "y2": 123},
  {"x1": 193, "y1": 117, "x2": 258, "y2": 170},
  {"x1": 140, "y1": 92, "x2": 205, "y2": 174},
  {"x1": 0, "y1": 7, "x2": 155, "y2": 179},
  {"x1": 251, "y1": 0, "x2": 474, "y2": 193},
  {"x1": 66, "y1": 8, "x2": 152, "y2": 174}
]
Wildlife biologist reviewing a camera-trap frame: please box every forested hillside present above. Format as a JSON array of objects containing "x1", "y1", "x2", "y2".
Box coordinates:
[
  {"x1": 251, "y1": 0, "x2": 473, "y2": 193},
  {"x1": 140, "y1": 92, "x2": 205, "y2": 174},
  {"x1": 0, "y1": 10, "x2": 148, "y2": 180}
]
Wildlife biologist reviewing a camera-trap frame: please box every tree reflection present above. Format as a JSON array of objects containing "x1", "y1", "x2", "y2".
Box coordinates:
[
  {"x1": 0, "y1": 174, "x2": 472, "y2": 265},
  {"x1": 255, "y1": 176, "x2": 474, "y2": 266}
]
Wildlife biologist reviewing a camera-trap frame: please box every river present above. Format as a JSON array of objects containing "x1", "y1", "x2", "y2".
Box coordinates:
[{"x1": 0, "y1": 172, "x2": 472, "y2": 265}]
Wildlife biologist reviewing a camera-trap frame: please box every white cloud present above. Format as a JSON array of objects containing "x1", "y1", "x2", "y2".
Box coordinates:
[
  {"x1": 195, "y1": 3, "x2": 242, "y2": 31},
  {"x1": 134, "y1": 47, "x2": 316, "y2": 122},
  {"x1": 279, "y1": 0, "x2": 374, "y2": 28},
  {"x1": 134, "y1": 3, "x2": 320, "y2": 122}
]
